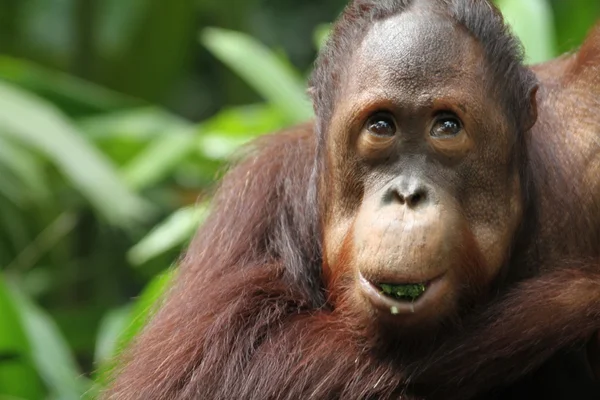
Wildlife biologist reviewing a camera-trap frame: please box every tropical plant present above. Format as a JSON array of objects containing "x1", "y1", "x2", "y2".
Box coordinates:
[{"x1": 0, "y1": 0, "x2": 597, "y2": 398}]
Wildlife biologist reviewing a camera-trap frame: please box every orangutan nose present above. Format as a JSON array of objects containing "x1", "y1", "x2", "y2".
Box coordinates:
[{"x1": 385, "y1": 176, "x2": 433, "y2": 209}]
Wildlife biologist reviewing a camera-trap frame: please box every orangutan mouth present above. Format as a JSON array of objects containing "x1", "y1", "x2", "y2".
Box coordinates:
[{"x1": 377, "y1": 283, "x2": 427, "y2": 302}]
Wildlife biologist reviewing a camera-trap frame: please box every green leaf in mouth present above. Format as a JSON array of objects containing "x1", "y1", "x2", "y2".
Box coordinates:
[{"x1": 379, "y1": 283, "x2": 426, "y2": 301}]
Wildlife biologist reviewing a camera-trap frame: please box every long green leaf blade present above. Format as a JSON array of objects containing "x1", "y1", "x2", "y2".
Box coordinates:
[
  {"x1": 128, "y1": 205, "x2": 208, "y2": 266},
  {"x1": 201, "y1": 28, "x2": 313, "y2": 124},
  {"x1": 122, "y1": 129, "x2": 196, "y2": 190},
  {"x1": 0, "y1": 275, "x2": 43, "y2": 400},
  {"x1": 94, "y1": 306, "x2": 133, "y2": 367},
  {"x1": 0, "y1": 56, "x2": 140, "y2": 114},
  {"x1": 7, "y1": 284, "x2": 91, "y2": 400},
  {"x1": 0, "y1": 81, "x2": 151, "y2": 225}
]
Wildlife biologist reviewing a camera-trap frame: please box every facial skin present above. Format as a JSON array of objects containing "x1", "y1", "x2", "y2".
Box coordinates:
[{"x1": 323, "y1": 4, "x2": 525, "y2": 327}]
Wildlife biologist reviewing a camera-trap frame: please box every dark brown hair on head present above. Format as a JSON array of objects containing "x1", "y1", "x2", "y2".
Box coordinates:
[{"x1": 309, "y1": 0, "x2": 538, "y2": 138}]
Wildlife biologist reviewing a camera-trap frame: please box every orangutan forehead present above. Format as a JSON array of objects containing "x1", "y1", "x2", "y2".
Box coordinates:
[{"x1": 350, "y1": 9, "x2": 483, "y2": 93}]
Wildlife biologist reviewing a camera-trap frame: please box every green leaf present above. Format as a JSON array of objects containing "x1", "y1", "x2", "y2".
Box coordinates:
[
  {"x1": 0, "y1": 199, "x2": 31, "y2": 252},
  {"x1": 7, "y1": 283, "x2": 91, "y2": 400},
  {"x1": 0, "y1": 275, "x2": 43, "y2": 400},
  {"x1": 0, "y1": 56, "x2": 140, "y2": 115},
  {"x1": 551, "y1": 0, "x2": 600, "y2": 54},
  {"x1": 0, "y1": 168, "x2": 24, "y2": 206},
  {"x1": 202, "y1": 104, "x2": 289, "y2": 138},
  {"x1": 198, "y1": 104, "x2": 289, "y2": 160},
  {"x1": 0, "y1": 81, "x2": 152, "y2": 226},
  {"x1": 94, "y1": 269, "x2": 174, "y2": 387},
  {"x1": 0, "y1": 136, "x2": 49, "y2": 203},
  {"x1": 79, "y1": 108, "x2": 198, "y2": 170},
  {"x1": 496, "y1": 0, "x2": 556, "y2": 64},
  {"x1": 313, "y1": 24, "x2": 332, "y2": 51},
  {"x1": 122, "y1": 128, "x2": 196, "y2": 190},
  {"x1": 5, "y1": 213, "x2": 77, "y2": 273},
  {"x1": 197, "y1": 134, "x2": 252, "y2": 161},
  {"x1": 94, "y1": 306, "x2": 133, "y2": 367},
  {"x1": 201, "y1": 28, "x2": 313, "y2": 124},
  {"x1": 128, "y1": 205, "x2": 208, "y2": 266},
  {"x1": 79, "y1": 107, "x2": 189, "y2": 141},
  {"x1": 124, "y1": 269, "x2": 174, "y2": 345}
]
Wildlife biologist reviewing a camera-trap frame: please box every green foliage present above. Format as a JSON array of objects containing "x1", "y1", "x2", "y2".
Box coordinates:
[
  {"x1": 496, "y1": 0, "x2": 556, "y2": 63},
  {"x1": 0, "y1": 0, "x2": 597, "y2": 398},
  {"x1": 201, "y1": 28, "x2": 313, "y2": 124},
  {"x1": 0, "y1": 81, "x2": 151, "y2": 226},
  {"x1": 7, "y1": 283, "x2": 91, "y2": 400},
  {"x1": 93, "y1": 269, "x2": 174, "y2": 391},
  {"x1": 128, "y1": 205, "x2": 208, "y2": 266},
  {"x1": 0, "y1": 277, "x2": 42, "y2": 400},
  {"x1": 0, "y1": 56, "x2": 141, "y2": 115}
]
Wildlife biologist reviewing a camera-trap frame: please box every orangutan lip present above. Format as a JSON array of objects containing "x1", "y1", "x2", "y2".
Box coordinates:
[{"x1": 358, "y1": 272, "x2": 446, "y2": 315}]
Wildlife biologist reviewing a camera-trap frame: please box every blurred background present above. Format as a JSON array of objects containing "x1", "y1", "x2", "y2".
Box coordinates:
[{"x1": 0, "y1": 0, "x2": 598, "y2": 398}]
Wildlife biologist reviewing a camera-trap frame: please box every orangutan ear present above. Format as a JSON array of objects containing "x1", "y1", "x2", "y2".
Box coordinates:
[{"x1": 522, "y1": 84, "x2": 539, "y2": 133}]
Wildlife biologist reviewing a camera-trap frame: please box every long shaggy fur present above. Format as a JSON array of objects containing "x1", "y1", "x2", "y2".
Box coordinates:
[{"x1": 105, "y1": 1, "x2": 600, "y2": 399}]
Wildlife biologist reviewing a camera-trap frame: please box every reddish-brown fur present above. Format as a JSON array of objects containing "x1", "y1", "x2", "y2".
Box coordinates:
[{"x1": 105, "y1": 3, "x2": 600, "y2": 400}]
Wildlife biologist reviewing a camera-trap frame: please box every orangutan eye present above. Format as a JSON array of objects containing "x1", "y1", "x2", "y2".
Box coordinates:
[
  {"x1": 366, "y1": 113, "x2": 397, "y2": 137},
  {"x1": 430, "y1": 114, "x2": 463, "y2": 138}
]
